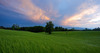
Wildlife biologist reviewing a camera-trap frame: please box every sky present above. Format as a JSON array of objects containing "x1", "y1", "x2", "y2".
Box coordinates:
[{"x1": 0, "y1": 0, "x2": 100, "y2": 28}]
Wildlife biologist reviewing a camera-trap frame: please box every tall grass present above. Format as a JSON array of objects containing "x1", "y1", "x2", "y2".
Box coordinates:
[{"x1": 0, "y1": 29, "x2": 100, "y2": 53}]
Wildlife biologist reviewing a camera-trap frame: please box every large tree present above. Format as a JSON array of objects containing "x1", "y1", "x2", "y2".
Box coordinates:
[
  {"x1": 45, "y1": 21, "x2": 54, "y2": 34},
  {"x1": 12, "y1": 24, "x2": 20, "y2": 30}
]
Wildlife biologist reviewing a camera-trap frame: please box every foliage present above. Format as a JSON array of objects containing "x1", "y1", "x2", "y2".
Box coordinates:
[
  {"x1": 55, "y1": 26, "x2": 67, "y2": 31},
  {"x1": 0, "y1": 26, "x2": 5, "y2": 29},
  {"x1": 83, "y1": 28, "x2": 92, "y2": 31},
  {"x1": 20, "y1": 26, "x2": 45, "y2": 32},
  {"x1": 45, "y1": 21, "x2": 54, "y2": 34},
  {"x1": 12, "y1": 24, "x2": 20, "y2": 30},
  {"x1": 1, "y1": 24, "x2": 100, "y2": 32},
  {"x1": 93, "y1": 27, "x2": 100, "y2": 31}
]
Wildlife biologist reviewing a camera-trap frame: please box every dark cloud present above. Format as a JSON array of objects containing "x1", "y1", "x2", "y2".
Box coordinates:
[{"x1": 0, "y1": 0, "x2": 100, "y2": 28}]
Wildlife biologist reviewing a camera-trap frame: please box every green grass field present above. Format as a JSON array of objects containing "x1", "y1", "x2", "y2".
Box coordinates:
[{"x1": 0, "y1": 29, "x2": 100, "y2": 53}]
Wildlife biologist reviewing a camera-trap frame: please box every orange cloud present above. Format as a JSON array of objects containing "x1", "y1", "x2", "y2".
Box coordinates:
[
  {"x1": 61, "y1": 0, "x2": 100, "y2": 27},
  {"x1": 18, "y1": 0, "x2": 51, "y2": 21},
  {"x1": 0, "y1": 0, "x2": 50, "y2": 22},
  {"x1": 61, "y1": 5, "x2": 99, "y2": 26}
]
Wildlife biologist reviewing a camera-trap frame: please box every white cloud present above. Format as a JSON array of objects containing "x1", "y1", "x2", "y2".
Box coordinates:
[{"x1": 61, "y1": 0, "x2": 100, "y2": 28}]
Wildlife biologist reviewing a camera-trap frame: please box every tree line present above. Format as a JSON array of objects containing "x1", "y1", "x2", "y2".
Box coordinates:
[
  {"x1": 0, "y1": 21, "x2": 100, "y2": 34},
  {"x1": 0, "y1": 21, "x2": 54, "y2": 34}
]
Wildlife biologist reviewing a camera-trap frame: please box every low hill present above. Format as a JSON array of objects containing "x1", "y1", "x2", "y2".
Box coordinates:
[{"x1": 0, "y1": 29, "x2": 100, "y2": 53}]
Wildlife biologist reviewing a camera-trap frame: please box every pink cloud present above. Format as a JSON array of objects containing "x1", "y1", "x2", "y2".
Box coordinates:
[
  {"x1": 0, "y1": 0, "x2": 51, "y2": 22},
  {"x1": 61, "y1": 1, "x2": 99, "y2": 28}
]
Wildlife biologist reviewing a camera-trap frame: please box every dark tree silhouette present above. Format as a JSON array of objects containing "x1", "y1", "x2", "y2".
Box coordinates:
[
  {"x1": 93, "y1": 27, "x2": 100, "y2": 31},
  {"x1": 19, "y1": 26, "x2": 45, "y2": 32},
  {"x1": 0, "y1": 26, "x2": 5, "y2": 29},
  {"x1": 12, "y1": 24, "x2": 20, "y2": 30},
  {"x1": 55, "y1": 26, "x2": 67, "y2": 31},
  {"x1": 45, "y1": 21, "x2": 54, "y2": 34},
  {"x1": 69, "y1": 28, "x2": 75, "y2": 31}
]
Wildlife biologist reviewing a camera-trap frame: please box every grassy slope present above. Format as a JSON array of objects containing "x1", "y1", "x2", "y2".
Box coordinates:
[{"x1": 0, "y1": 29, "x2": 100, "y2": 53}]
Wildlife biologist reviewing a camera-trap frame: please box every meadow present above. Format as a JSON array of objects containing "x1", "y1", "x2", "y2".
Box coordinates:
[{"x1": 0, "y1": 29, "x2": 100, "y2": 53}]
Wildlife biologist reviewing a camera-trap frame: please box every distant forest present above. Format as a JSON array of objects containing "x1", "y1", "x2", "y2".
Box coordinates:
[
  {"x1": 0, "y1": 25, "x2": 100, "y2": 32},
  {"x1": 0, "y1": 24, "x2": 100, "y2": 33}
]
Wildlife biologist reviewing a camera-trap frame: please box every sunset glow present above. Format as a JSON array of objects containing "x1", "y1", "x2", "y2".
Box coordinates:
[{"x1": 0, "y1": 0, "x2": 100, "y2": 28}]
